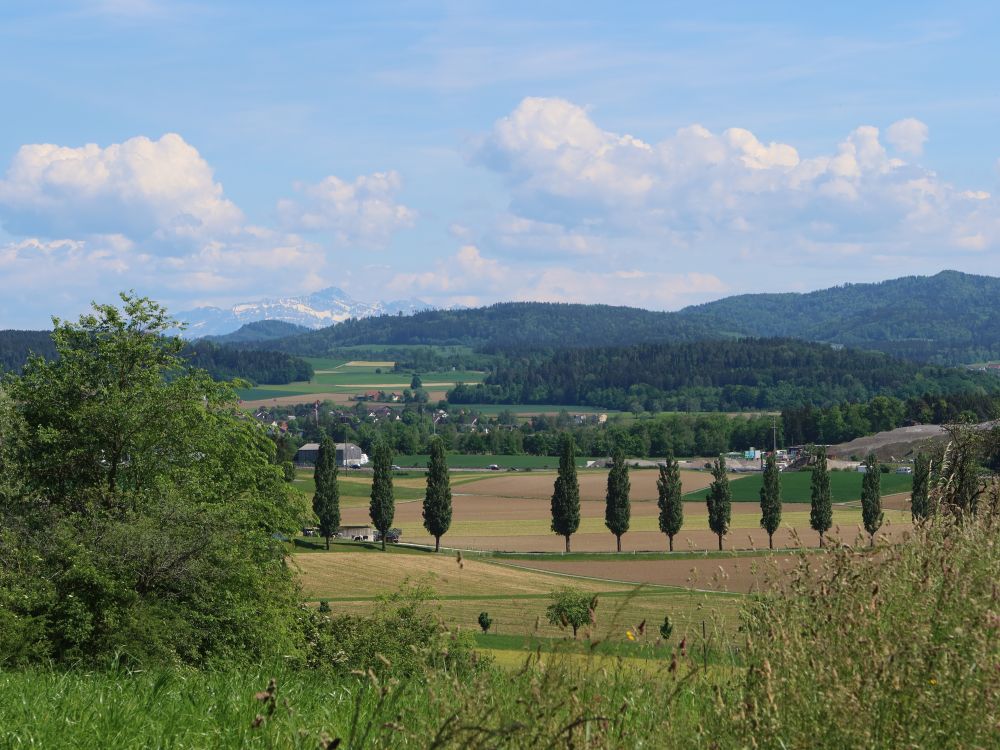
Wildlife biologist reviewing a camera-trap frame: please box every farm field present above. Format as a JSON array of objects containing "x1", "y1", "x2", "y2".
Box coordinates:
[
  {"x1": 394, "y1": 453, "x2": 603, "y2": 469},
  {"x1": 294, "y1": 546, "x2": 742, "y2": 640},
  {"x1": 238, "y1": 359, "x2": 486, "y2": 406},
  {"x1": 683, "y1": 469, "x2": 913, "y2": 503}
]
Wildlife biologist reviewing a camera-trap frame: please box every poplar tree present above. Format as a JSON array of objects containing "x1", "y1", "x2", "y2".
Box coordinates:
[
  {"x1": 759, "y1": 452, "x2": 782, "y2": 549},
  {"x1": 706, "y1": 456, "x2": 732, "y2": 551},
  {"x1": 550, "y1": 433, "x2": 581, "y2": 552},
  {"x1": 605, "y1": 447, "x2": 631, "y2": 552},
  {"x1": 369, "y1": 440, "x2": 395, "y2": 551},
  {"x1": 861, "y1": 453, "x2": 883, "y2": 546},
  {"x1": 657, "y1": 452, "x2": 684, "y2": 551},
  {"x1": 422, "y1": 438, "x2": 452, "y2": 551},
  {"x1": 810, "y1": 447, "x2": 833, "y2": 547},
  {"x1": 313, "y1": 435, "x2": 341, "y2": 550},
  {"x1": 911, "y1": 452, "x2": 931, "y2": 521}
]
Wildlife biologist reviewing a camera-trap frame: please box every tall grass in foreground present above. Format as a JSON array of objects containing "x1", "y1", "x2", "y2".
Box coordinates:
[
  {"x1": 726, "y1": 516, "x2": 1000, "y2": 748},
  {"x1": 0, "y1": 655, "x2": 722, "y2": 748}
]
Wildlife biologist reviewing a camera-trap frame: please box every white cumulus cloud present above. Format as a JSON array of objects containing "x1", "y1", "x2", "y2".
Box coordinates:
[
  {"x1": 474, "y1": 98, "x2": 994, "y2": 259},
  {"x1": 0, "y1": 134, "x2": 242, "y2": 244},
  {"x1": 885, "y1": 118, "x2": 930, "y2": 156},
  {"x1": 276, "y1": 170, "x2": 417, "y2": 247}
]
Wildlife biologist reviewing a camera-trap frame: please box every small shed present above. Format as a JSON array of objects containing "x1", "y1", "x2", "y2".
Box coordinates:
[{"x1": 339, "y1": 525, "x2": 376, "y2": 541}]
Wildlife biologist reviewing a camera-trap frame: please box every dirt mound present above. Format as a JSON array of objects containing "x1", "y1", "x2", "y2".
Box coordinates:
[{"x1": 829, "y1": 424, "x2": 947, "y2": 461}]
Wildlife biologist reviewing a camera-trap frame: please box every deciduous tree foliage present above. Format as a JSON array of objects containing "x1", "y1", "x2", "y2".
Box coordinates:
[
  {"x1": 313, "y1": 436, "x2": 341, "y2": 549},
  {"x1": 422, "y1": 438, "x2": 452, "y2": 551},
  {"x1": 369, "y1": 440, "x2": 395, "y2": 551},
  {"x1": 861, "y1": 453, "x2": 884, "y2": 546},
  {"x1": 656, "y1": 452, "x2": 684, "y2": 551},
  {"x1": 810, "y1": 447, "x2": 833, "y2": 547},
  {"x1": 550, "y1": 434, "x2": 581, "y2": 552},
  {"x1": 0, "y1": 294, "x2": 304, "y2": 667},
  {"x1": 545, "y1": 588, "x2": 597, "y2": 639},
  {"x1": 706, "y1": 456, "x2": 732, "y2": 551},
  {"x1": 759, "y1": 453, "x2": 782, "y2": 549},
  {"x1": 605, "y1": 448, "x2": 631, "y2": 552}
]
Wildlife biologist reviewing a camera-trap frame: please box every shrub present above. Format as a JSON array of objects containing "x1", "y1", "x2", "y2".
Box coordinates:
[
  {"x1": 545, "y1": 588, "x2": 597, "y2": 639},
  {"x1": 477, "y1": 611, "x2": 492, "y2": 633},
  {"x1": 305, "y1": 584, "x2": 482, "y2": 678},
  {"x1": 659, "y1": 615, "x2": 673, "y2": 642}
]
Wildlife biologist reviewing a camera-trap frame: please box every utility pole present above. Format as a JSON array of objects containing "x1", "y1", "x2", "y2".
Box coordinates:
[{"x1": 771, "y1": 415, "x2": 778, "y2": 453}]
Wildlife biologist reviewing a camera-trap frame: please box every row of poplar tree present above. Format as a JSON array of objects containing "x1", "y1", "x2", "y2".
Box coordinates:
[
  {"x1": 311, "y1": 433, "x2": 934, "y2": 553},
  {"x1": 550, "y1": 437, "x2": 932, "y2": 552}
]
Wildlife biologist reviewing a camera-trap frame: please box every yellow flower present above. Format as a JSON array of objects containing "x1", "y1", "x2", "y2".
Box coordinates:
[
  {"x1": 929, "y1": 678, "x2": 937, "y2": 685},
  {"x1": 626, "y1": 630, "x2": 635, "y2": 641}
]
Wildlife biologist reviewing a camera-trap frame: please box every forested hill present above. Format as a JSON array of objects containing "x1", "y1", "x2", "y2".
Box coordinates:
[
  {"x1": 202, "y1": 319, "x2": 311, "y2": 345},
  {"x1": 234, "y1": 302, "x2": 717, "y2": 354},
  {"x1": 0, "y1": 330, "x2": 57, "y2": 372},
  {"x1": 676, "y1": 270, "x2": 1000, "y2": 364},
  {"x1": 447, "y1": 338, "x2": 1000, "y2": 412},
  {"x1": 230, "y1": 271, "x2": 1000, "y2": 365},
  {"x1": 0, "y1": 331, "x2": 312, "y2": 385}
]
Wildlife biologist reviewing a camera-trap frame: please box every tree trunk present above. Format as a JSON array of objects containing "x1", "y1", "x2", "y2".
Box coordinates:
[
  {"x1": 382, "y1": 536, "x2": 386, "y2": 551},
  {"x1": 565, "y1": 535, "x2": 571, "y2": 553},
  {"x1": 616, "y1": 535, "x2": 622, "y2": 552},
  {"x1": 768, "y1": 533, "x2": 773, "y2": 550},
  {"x1": 718, "y1": 534, "x2": 723, "y2": 551},
  {"x1": 668, "y1": 535, "x2": 674, "y2": 552},
  {"x1": 435, "y1": 536, "x2": 440, "y2": 552},
  {"x1": 325, "y1": 535, "x2": 330, "y2": 551},
  {"x1": 819, "y1": 531, "x2": 824, "y2": 549},
  {"x1": 572, "y1": 625, "x2": 578, "y2": 639}
]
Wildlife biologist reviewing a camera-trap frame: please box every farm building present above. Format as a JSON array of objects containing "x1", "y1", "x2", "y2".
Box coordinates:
[
  {"x1": 338, "y1": 525, "x2": 376, "y2": 541},
  {"x1": 294, "y1": 443, "x2": 320, "y2": 465},
  {"x1": 295, "y1": 442, "x2": 367, "y2": 467},
  {"x1": 337, "y1": 442, "x2": 367, "y2": 467}
]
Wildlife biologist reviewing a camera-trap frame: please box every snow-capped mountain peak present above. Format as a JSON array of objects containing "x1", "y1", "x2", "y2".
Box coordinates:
[{"x1": 176, "y1": 287, "x2": 432, "y2": 337}]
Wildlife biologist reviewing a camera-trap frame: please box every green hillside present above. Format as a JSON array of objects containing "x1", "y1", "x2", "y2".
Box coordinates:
[{"x1": 677, "y1": 270, "x2": 1000, "y2": 364}]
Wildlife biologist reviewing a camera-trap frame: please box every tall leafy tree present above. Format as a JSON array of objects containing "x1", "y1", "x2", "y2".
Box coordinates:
[
  {"x1": 759, "y1": 452, "x2": 782, "y2": 549},
  {"x1": 706, "y1": 456, "x2": 732, "y2": 551},
  {"x1": 550, "y1": 433, "x2": 581, "y2": 552},
  {"x1": 861, "y1": 453, "x2": 884, "y2": 546},
  {"x1": 369, "y1": 440, "x2": 395, "y2": 551},
  {"x1": 0, "y1": 294, "x2": 303, "y2": 666},
  {"x1": 605, "y1": 447, "x2": 631, "y2": 552},
  {"x1": 422, "y1": 438, "x2": 452, "y2": 551},
  {"x1": 313, "y1": 435, "x2": 341, "y2": 550},
  {"x1": 656, "y1": 452, "x2": 684, "y2": 551},
  {"x1": 911, "y1": 452, "x2": 931, "y2": 521},
  {"x1": 810, "y1": 447, "x2": 833, "y2": 547}
]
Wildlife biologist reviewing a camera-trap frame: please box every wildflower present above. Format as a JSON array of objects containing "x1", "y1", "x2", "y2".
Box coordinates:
[
  {"x1": 626, "y1": 630, "x2": 635, "y2": 641},
  {"x1": 929, "y1": 678, "x2": 937, "y2": 685}
]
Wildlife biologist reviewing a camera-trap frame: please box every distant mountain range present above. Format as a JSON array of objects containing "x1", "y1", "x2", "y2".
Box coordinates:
[
  {"x1": 175, "y1": 287, "x2": 433, "y2": 337},
  {"x1": 223, "y1": 270, "x2": 1000, "y2": 366}
]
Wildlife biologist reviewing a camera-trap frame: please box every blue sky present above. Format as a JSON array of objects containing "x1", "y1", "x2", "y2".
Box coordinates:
[{"x1": 1, "y1": 0, "x2": 999, "y2": 327}]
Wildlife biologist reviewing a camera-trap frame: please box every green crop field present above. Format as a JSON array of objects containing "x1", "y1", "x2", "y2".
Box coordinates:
[
  {"x1": 684, "y1": 470, "x2": 913, "y2": 503},
  {"x1": 238, "y1": 359, "x2": 487, "y2": 402}
]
